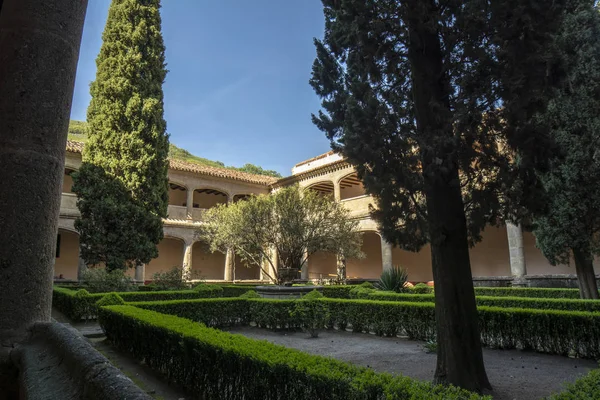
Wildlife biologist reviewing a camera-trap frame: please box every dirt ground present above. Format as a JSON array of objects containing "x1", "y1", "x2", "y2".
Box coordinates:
[{"x1": 227, "y1": 326, "x2": 598, "y2": 400}]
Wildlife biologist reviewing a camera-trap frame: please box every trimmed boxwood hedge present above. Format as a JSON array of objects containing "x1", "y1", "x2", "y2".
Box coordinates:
[
  {"x1": 98, "y1": 305, "x2": 487, "y2": 400},
  {"x1": 366, "y1": 292, "x2": 600, "y2": 312},
  {"x1": 321, "y1": 285, "x2": 360, "y2": 299},
  {"x1": 473, "y1": 287, "x2": 593, "y2": 299},
  {"x1": 132, "y1": 298, "x2": 600, "y2": 359},
  {"x1": 53, "y1": 285, "x2": 231, "y2": 321}
]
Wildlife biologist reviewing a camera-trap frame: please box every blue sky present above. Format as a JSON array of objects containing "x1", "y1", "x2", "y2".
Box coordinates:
[{"x1": 71, "y1": 0, "x2": 329, "y2": 176}]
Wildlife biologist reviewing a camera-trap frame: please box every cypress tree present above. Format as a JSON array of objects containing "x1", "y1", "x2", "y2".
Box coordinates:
[
  {"x1": 533, "y1": 5, "x2": 600, "y2": 299},
  {"x1": 310, "y1": 0, "x2": 579, "y2": 392},
  {"x1": 73, "y1": 0, "x2": 169, "y2": 271}
]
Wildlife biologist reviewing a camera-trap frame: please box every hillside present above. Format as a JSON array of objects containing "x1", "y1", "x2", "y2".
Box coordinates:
[{"x1": 67, "y1": 120, "x2": 282, "y2": 178}]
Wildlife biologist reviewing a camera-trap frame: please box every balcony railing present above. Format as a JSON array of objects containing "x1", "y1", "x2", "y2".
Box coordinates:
[
  {"x1": 60, "y1": 193, "x2": 79, "y2": 216},
  {"x1": 166, "y1": 205, "x2": 187, "y2": 220},
  {"x1": 340, "y1": 195, "x2": 373, "y2": 217}
]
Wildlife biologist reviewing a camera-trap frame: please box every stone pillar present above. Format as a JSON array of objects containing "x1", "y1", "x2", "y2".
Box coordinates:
[
  {"x1": 381, "y1": 236, "x2": 393, "y2": 272},
  {"x1": 182, "y1": 241, "x2": 193, "y2": 281},
  {"x1": 333, "y1": 181, "x2": 341, "y2": 202},
  {"x1": 0, "y1": 0, "x2": 88, "y2": 340},
  {"x1": 224, "y1": 248, "x2": 234, "y2": 281},
  {"x1": 186, "y1": 188, "x2": 194, "y2": 219},
  {"x1": 134, "y1": 264, "x2": 145, "y2": 283},
  {"x1": 336, "y1": 255, "x2": 347, "y2": 283},
  {"x1": 77, "y1": 256, "x2": 87, "y2": 281},
  {"x1": 301, "y1": 249, "x2": 309, "y2": 280},
  {"x1": 506, "y1": 221, "x2": 527, "y2": 286}
]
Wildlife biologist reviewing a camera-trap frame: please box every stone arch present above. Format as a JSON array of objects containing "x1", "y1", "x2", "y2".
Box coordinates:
[
  {"x1": 192, "y1": 187, "x2": 229, "y2": 209},
  {"x1": 192, "y1": 240, "x2": 226, "y2": 280},
  {"x1": 55, "y1": 228, "x2": 80, "y2": 280},
  {"x1": 62, "y1": 167, "x2": 78, "y2": 194},
  {"x1": 168, "y1": 181, "x2": 188, "y2": 207},
  {"x1": 346, "y1": 231, "x2": 383, "y2": 279},
  {"x1": 306, "y1": 181, "x2": 334, "y2": 198},
  {"x1": 338, "y1": 172, "x2": 366, "y2": 200},
  {"x1": 145, "y1": 236, "x2": 185, "y2": 279},
  {"x1": 233, "y1": 253, "x2": 260, "y2": 280}
]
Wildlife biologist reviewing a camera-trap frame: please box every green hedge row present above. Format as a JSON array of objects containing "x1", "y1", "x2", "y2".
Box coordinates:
[
  {"x1": 473, "y1": 287, "x2": 591, "y2": 299},
  {"x1": 98, "y1": 305, "x2": 487, "y2": 400},
  {"x1": 321, "y1": 285, "x2": 360, "y2": 298},
  {"x1": 322, "y1": 286, "x2": 597, "y2": 300},
  {"x1": 548, "y1": 369, "x2": 600, "y2": 399},
  {"x1": 366, "y1": 292, "x2": 600, "y2": 312},
  {"x1": 133, "y1": 298, "x2": 600, "y2": 359},
  {"x1": 52, "y1": 285, "x2": 231, "y2": 321}
]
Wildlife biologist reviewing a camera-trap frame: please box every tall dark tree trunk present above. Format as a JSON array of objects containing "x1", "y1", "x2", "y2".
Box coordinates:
[
  {"x1": 406, "y1": 0, "x2": 491, "y2": 392},
  {"x1": 572, "y1": 246, "x2": 599, "y2": 300}
]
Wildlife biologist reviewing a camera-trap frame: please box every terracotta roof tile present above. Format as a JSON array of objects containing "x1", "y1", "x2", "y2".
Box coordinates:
[{"x1": 65, "y1": 140, "x2": 277, "y2": 186}]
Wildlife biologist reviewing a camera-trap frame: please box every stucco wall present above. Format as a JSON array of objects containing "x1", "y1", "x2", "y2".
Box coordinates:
[
  {"x1": 146, "y1": 238, "x2": 184, "y2": 278},
  {"x1": 346, "y1": 232, "x2": 382, "y2": 279},
  {"x1": 469, "y1": 226, "x2": 512, "y2": 277},
  {"x1": 62, "y1": 172, "x2": 74, "y2": 194},
  {"x1": 392, "y1": 245, "x2": 433, "y2": 282},
  {"x1": 54, "y1": 230, "x2": 79, "y2": 280},
  {"x1": 234, "y1": 254, "x2": 260, "y2": 280},
  {"x1": 307, "y1": 251, "x2": 337, "y2": 279},
  {"x1": 192, "y1": 241, "x2": 225, "y2": 279},
  {"x1": 168, "y1": 187, "x2": 187, "y2": 206}
]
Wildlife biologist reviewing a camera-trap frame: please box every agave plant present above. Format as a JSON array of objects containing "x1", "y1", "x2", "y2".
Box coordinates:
[{"x1": 375, "y1": 266, "x2": 409, "y2": 292}]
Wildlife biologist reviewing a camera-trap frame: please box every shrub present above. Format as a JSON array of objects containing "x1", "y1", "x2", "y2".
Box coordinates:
[
  {"x1": 474, "y1": 287, "x2": 589, "y2": 299},
  {"x1": 321, "y1": 285, "x2": 359, "y2": 299},
  {"x1": 140, "y1": 297, "x2": 600, "y2": 359},
  {"x1": 412, "y1": 283, "x2": 432, "y2": 294},
  {"x1": 98, "y1": 305, "x2": 488, "y2": 400},
  {"x1": 376, "y1": 266, "x2": 409, "y2": 293},
  {"x1": 81, "y1": 268, "x2": 135, "y2": 293},
  {"x1": 138, "y1": 284, "x2": 159, "y2": 292},
  {"x1": 349, "y1": 282, "x2": 377, "y2": 299},
  {"x1": 193, "y1": 283, "x2": 224, "y2": 297},
  {"x1": 96, "y1": 293, "x2": 125, "y2": 307},
  {"x1": 548, "y1": 369, "x2": 600, "y2": 399},
  {"x1": 239, "y1": 290, "x2": 261, "y2": 299},
  {"x1": 220, "y1": 284, "x2": 258, "y2": 298},
  {"x1": 292, "y1": 290, "x2": 329, "y2": 337},
  {"x1": 152, "y1": 267, "x2": 190, "y2": 291}
]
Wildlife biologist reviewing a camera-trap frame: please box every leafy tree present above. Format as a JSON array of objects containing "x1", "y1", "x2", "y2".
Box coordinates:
[
  {"x1": 310, "y1": 0, "x2": 575, "y2": 391},
  {"x1": 236, "y1": 163, "x2": 282, "y2": 178},
  {"x1": 533, "y1": 5, "x2": 600, "y2": 299},
  {"x1": 73, "y1": 0, "x2": 169, "y2": 271},
  {"x1": 197, "y1": 185, "x2": 363, "y2": 285}
]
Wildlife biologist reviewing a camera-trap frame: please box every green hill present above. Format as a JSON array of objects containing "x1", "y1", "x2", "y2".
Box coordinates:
[{"x1": 67, "y1": 120, "x2": 281, "y2": 178}]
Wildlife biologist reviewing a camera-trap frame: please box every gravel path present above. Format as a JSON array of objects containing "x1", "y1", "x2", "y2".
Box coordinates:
[{"x1": 227, "y1": 326, "x2": 597, "y2": 400}]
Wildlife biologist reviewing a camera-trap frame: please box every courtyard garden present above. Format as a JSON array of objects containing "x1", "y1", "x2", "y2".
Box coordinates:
[{"x1": 52, "y1": 282, "x2": 600, "y2": 399}]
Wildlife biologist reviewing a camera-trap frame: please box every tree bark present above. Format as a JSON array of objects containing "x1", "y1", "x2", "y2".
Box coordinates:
[
  {"x1": 405, "y1": 0, "x2": 491, "y2": 392},
  {"x1": 572, "y1": 246, "x2": 599, "y2": 300}
]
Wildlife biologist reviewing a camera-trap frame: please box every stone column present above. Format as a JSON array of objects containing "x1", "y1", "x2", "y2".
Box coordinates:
[
  {"x1": 333, "y1": 181, "x2": 341, "y2": 202},
  {"x1": 182, "y1": 241, "x2": 193, "y2": 281},
  {"x1": 506, "y1": 221, "x2": 527, "y2": 286},
  {"x1": 301, "y1": 249, "x2": 309, "y2": 280},
  {"x1": 77, "y1": 256, "x2": 87, "y2": 281},
  {"x1": 381, "y1": 236, "x2": 393, "y2": 272},
  {"x1": 0, "y1": 0, "x2": 88, "y2": 340},
  {"x1": 134, "y1": 264, "x2": 145, "y2": 283},
  {"x1": 186, "y1": 188, "x2": 194, "y2": 219},
  {"x1": 336, "y1": 255, "x2": 347, "y2": 283},
  {"x1": 224, "y1": 248, "x2": 234, "y2": 281}
]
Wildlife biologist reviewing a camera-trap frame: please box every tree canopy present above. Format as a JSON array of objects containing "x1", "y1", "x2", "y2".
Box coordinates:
[
  {"x1": 533, "y1": 5, "x2": 600, "y2": 299},
  {"x1": 310, "y1": 0, "x2": 581, "y2": 392},
  {"x1": 197, "y1": 185, "x2": 363, "y2": 285},
  {"x1": 73, "y1": 0, "x2": 169, "y2": 271}
]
